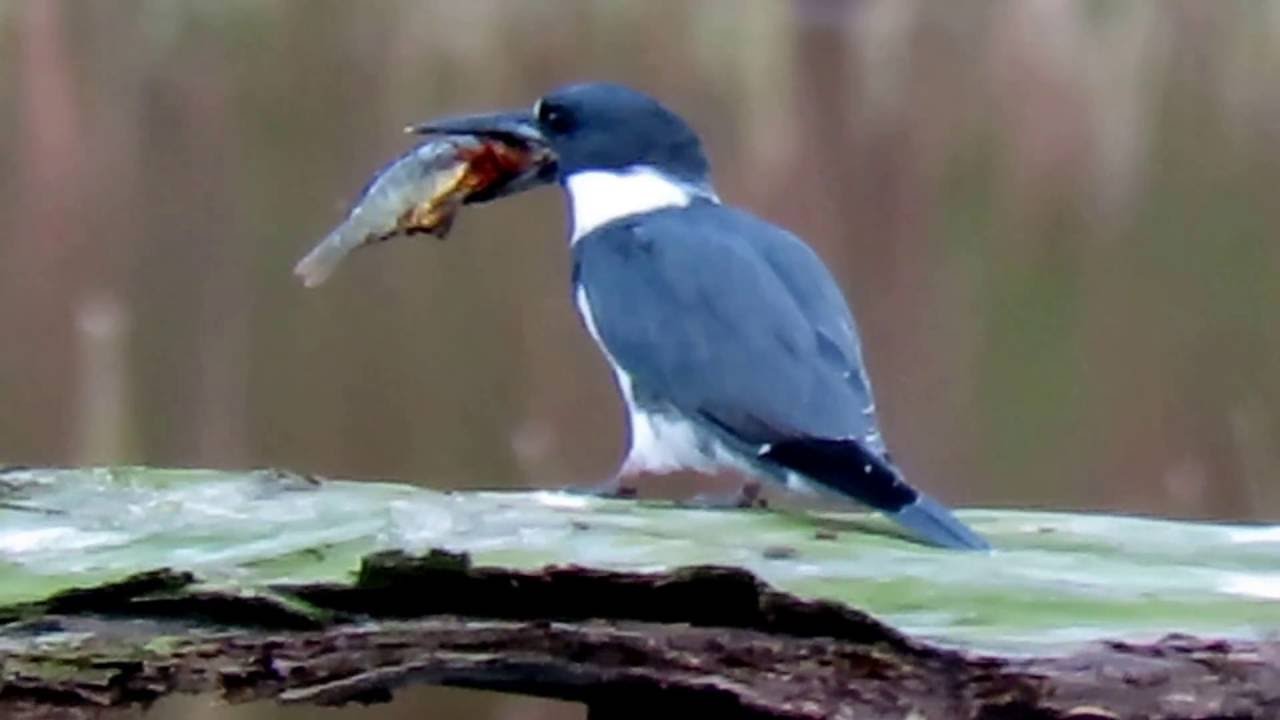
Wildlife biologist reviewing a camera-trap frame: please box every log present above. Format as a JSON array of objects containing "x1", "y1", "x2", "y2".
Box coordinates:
[{"x1": 1, "y1": 467, "x2": 1278, "y2": 719}]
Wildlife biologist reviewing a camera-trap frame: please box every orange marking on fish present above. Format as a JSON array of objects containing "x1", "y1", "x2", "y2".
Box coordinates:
[
  {"x1": 395, "y1": 161, "x2": 471, "y2": 237},
  {"x1": 455, "y1": 140, "x2": 543, "y2": 192},
  {"x1": 368, "y1": 139, "x2": 548, "y2": 242},
  {"x1": 395, "y1": 140, "x2": 545, "y2": 238}
]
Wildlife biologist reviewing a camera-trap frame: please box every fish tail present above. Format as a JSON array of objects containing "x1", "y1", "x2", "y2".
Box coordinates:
[{"x1": 294, "y1": 228, "x2": 357, "y2": 287}]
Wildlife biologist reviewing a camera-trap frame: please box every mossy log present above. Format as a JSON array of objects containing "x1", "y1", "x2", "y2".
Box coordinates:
[{"x1": 1, "y1": 467, "x2": 1278, "y2": 719}]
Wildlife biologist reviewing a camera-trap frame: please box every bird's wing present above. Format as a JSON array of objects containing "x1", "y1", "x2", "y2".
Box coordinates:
[
  {"x1": 729, "y1": 205, "x2": 887, "y2": 455},
  {"x1": 572, "y1": 202, "x2": 877, "y2": 449}
]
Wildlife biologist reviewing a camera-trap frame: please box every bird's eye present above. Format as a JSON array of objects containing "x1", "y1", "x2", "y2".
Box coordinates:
[{"x1": 537, "y1": 101, "x2": 573, "y2": 134}]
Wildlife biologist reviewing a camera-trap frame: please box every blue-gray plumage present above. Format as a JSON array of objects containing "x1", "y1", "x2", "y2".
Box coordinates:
[
  {"x1": 573, "y1": 203, "x2": 877, "y2": 449},
  {"x1": 413, "y1": 82, "x2": 989, "y2": 550},
  {"x1": 572, "y1": 201, "x2": 987, "y2": 550}
]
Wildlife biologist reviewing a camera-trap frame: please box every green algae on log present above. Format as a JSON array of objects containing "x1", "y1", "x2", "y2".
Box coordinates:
[{"x1": 2, "y1": 466, "x2": 1278, "y2": 651}]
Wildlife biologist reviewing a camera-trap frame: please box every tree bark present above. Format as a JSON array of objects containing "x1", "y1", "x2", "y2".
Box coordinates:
[{"x1": 3, "y1": 551, "x2": 1277, "y2": 720}]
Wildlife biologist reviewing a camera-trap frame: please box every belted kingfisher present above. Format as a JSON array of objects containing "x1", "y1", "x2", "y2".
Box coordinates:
[{"x1": 416, "y1": 83, "x2": 989, "y2": 550}]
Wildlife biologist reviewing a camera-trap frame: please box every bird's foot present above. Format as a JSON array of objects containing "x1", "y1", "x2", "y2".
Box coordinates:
[{"x1": 683, "y1": 481, "x2": 767, "y2": 510}]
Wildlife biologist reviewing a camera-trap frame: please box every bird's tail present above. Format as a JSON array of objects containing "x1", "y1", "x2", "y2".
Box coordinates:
[
  {"x1": 761, "y1": 437, "x2": 989, "y2": 551},
  {"x1": 889, "y1": 492, "x2": 990, "y2": 551}
]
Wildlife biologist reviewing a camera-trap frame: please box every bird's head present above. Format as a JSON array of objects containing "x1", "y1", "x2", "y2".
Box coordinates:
[
  {"x1": 530, "y1": 83, "x2": 711, "y2": 189},
  {"x1": 412, "y1": 82, "x2": 716, "y2": 238},
  {"x1": 415, "y1": 83, "x2": 710, "y2": 187}
]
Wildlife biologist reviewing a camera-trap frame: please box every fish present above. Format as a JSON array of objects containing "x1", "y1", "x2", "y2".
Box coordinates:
[{"x1": 294, "y1": 130, "x2": 555, "y2": 288}]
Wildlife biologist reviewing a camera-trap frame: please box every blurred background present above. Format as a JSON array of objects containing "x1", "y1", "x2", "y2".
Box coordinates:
[{"x1": 3, "y1": 0, "x2": 1280, "y2": 717}]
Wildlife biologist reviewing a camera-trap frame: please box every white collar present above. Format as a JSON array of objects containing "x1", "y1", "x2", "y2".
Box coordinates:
[{"x1": 564, "y1": 166, "x2": 716, "y2": 243}]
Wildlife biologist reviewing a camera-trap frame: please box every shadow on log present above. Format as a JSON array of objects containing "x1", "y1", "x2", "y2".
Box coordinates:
[{"x1": 3, "y1": 549, "x2": 1279, "y2": 720}]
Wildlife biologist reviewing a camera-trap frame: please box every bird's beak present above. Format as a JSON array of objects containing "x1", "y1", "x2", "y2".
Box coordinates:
[{"x1": 407, "y1": 109, "x2": 545, "y2": 147}]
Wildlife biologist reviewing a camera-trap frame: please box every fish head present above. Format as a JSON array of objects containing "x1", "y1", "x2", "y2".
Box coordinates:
[{"x1": 408, "y1": 110, "x2": 557, "y2": 203}]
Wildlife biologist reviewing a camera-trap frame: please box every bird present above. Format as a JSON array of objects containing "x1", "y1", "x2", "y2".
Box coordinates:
[{"x1": 412, "y1": 83, "x2": 989, "y2": 550}]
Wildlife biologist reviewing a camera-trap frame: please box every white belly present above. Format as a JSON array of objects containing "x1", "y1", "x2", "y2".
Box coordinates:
[
  {"x1": 620, "y1": 403, "x2": 720, "y2": 476},
  {"x1": 574, "y1": 286, "x2": 740, "y2": 477}
]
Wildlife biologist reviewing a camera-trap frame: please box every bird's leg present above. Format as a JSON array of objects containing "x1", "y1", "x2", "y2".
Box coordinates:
[
  {"x1": 563, "y1": 469, "x2": 638, "y2": 499},
  {"x1": 590, "y1": 472, "x2": 639, "y2": 499},
  {"x1": 737, "y1": 479, "x2": 765, "y2": 508}
]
